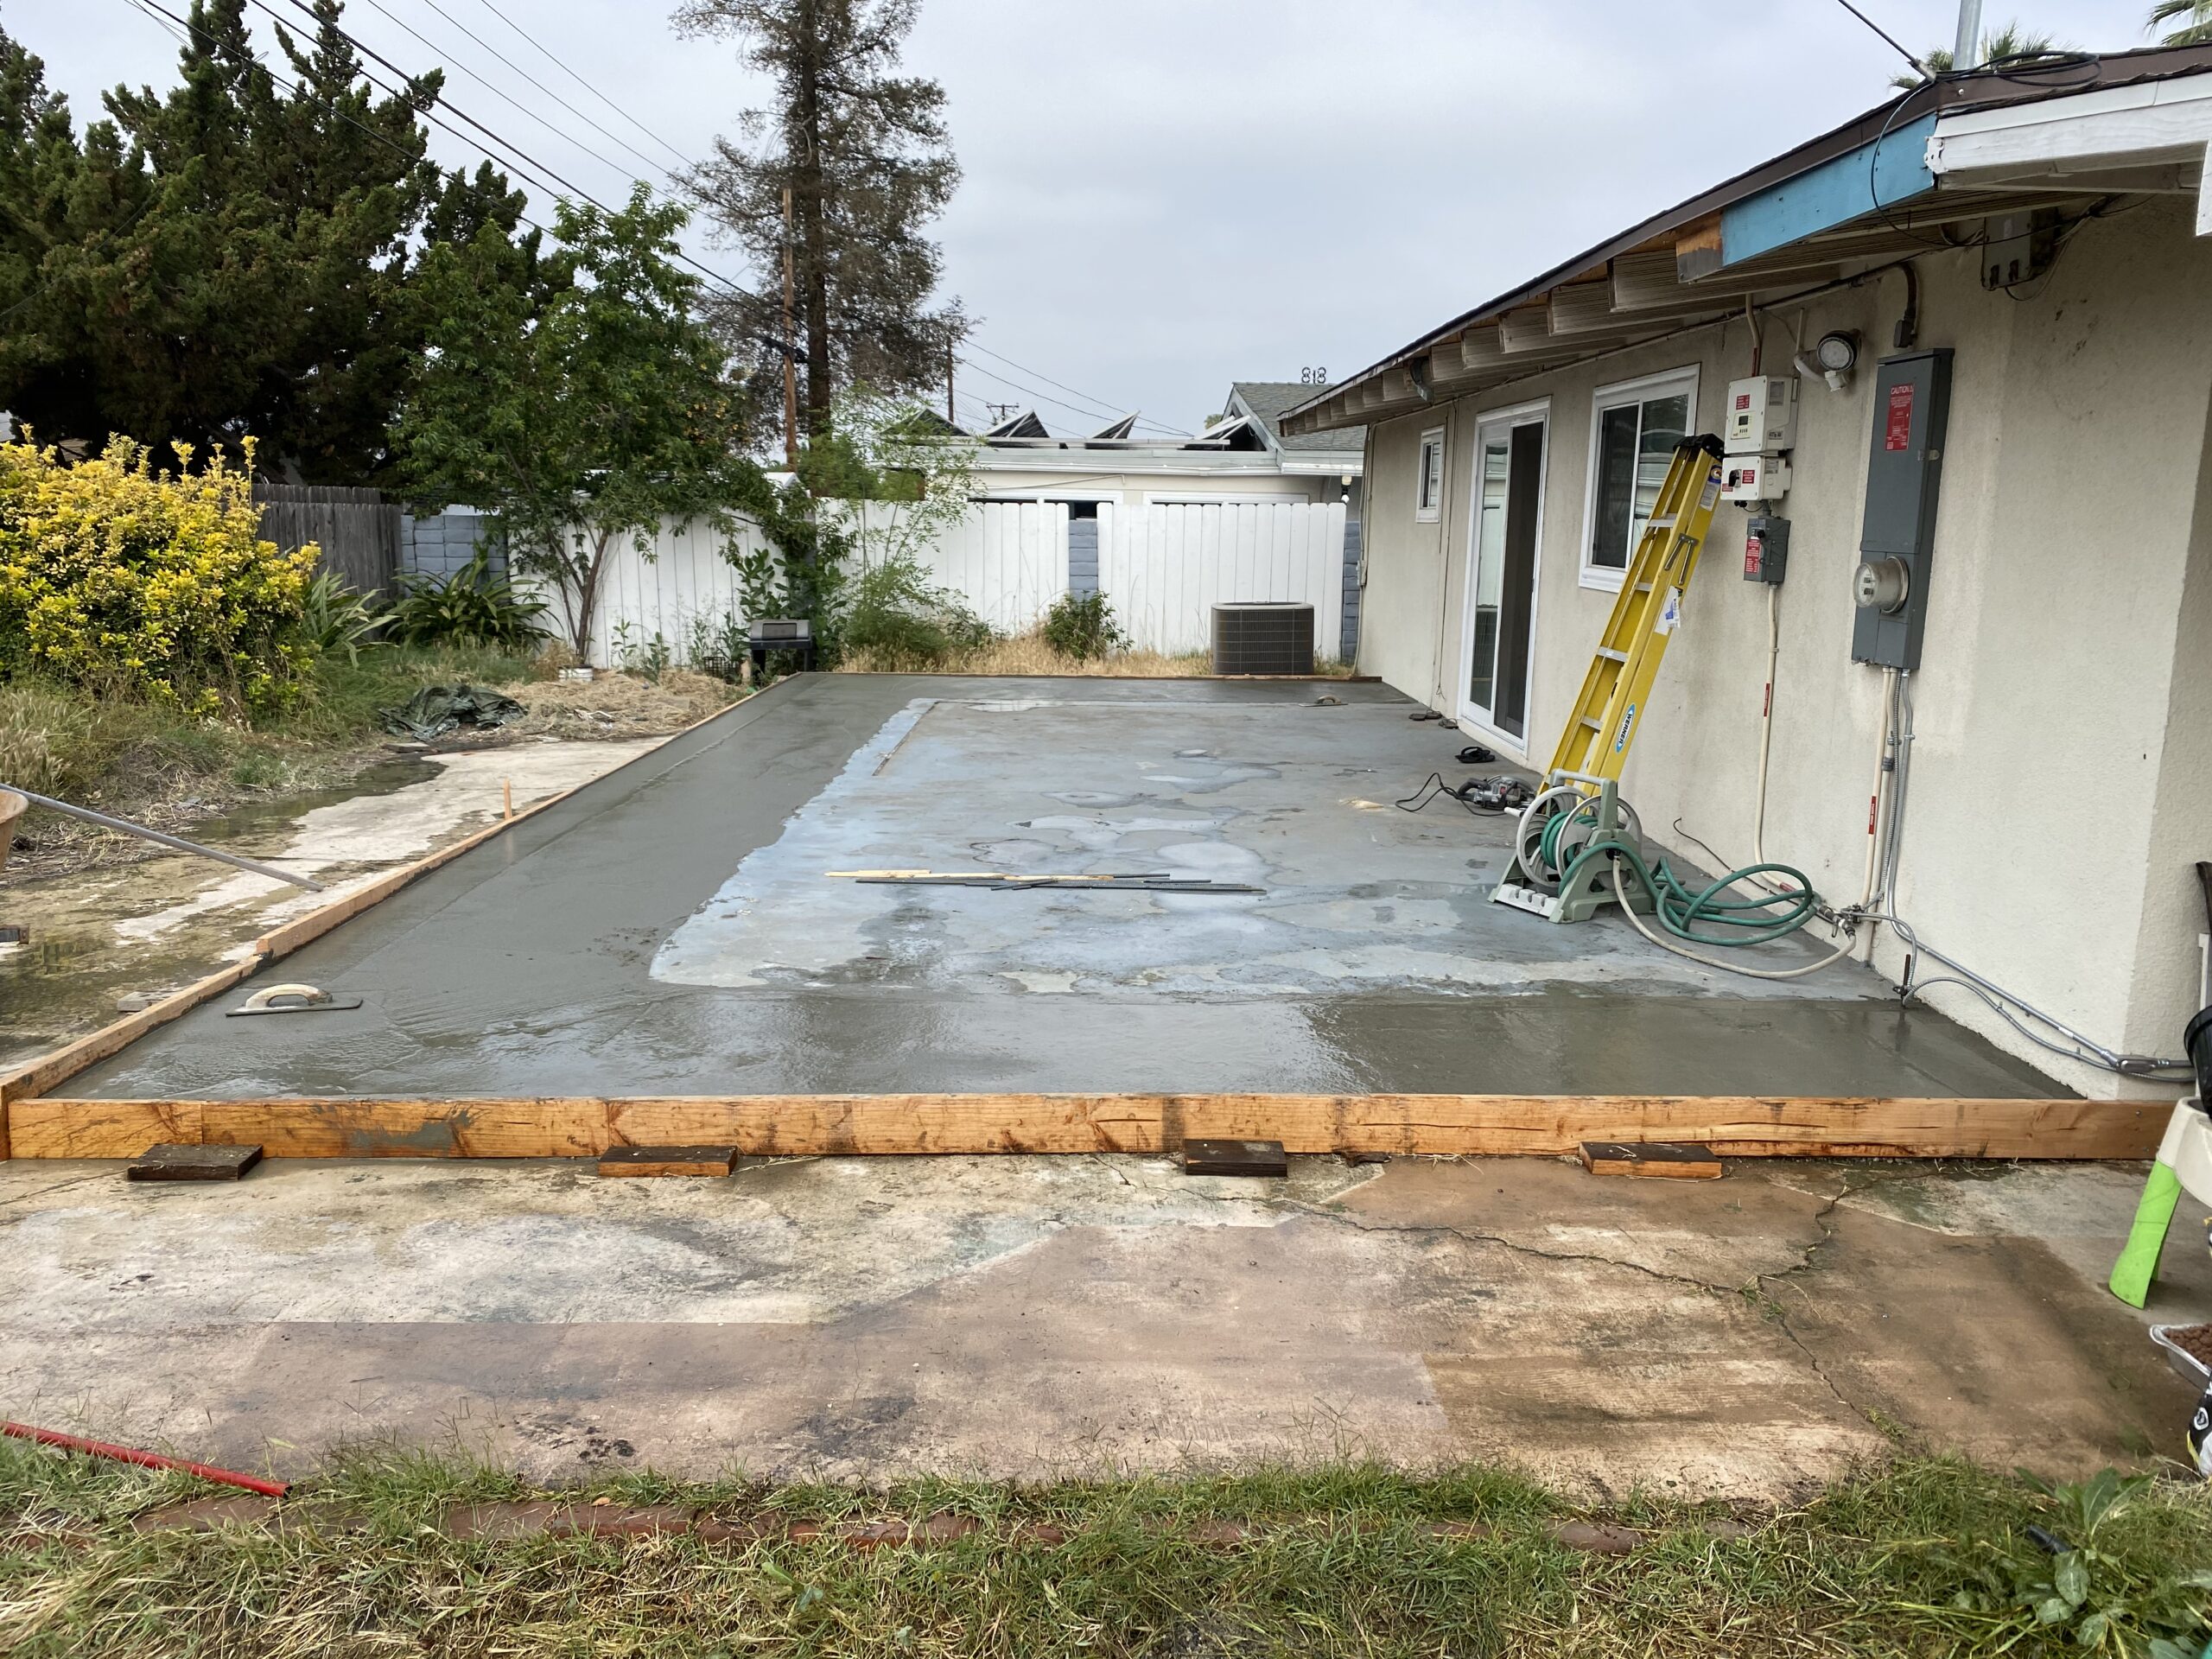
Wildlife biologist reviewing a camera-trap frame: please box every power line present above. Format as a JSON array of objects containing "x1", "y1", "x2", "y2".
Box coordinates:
[
  {"x1": 1829, "y1": 0, "x2": 1928, "y2": 76},
  {"x1": 954, "y1": 353, "x2": 1188, "y2": 439},
  {"x1": 124, "y1": 0, "x2": 1106, "y2": 447},
  {"x1": 348, "y1": 0, "x2": 670, "y2": 190},
  {"x1": 397, "y1": 0, "x2": 687, "y2": 181},
  {"x1": 963, "y1": 340, "x2": 1188, "y2": 436},
  {"x1": 249, "y1": 0, "x2": 766, "y2": 306},
  {"x1": 466, "y1": 0, "x2": 697, "y2": 174},
  {"x1": 327, "y1": 7, "x2": 1127, "y2": 442}
]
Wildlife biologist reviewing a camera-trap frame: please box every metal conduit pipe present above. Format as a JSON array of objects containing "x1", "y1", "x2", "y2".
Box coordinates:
[{"x1": 0, "y1": 785, "x2": 323, "y2": 892}]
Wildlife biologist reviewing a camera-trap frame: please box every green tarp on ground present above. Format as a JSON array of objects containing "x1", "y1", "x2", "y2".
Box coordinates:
[{"x1": 377, "y1": 683, "x2": 527, "y2": 742}]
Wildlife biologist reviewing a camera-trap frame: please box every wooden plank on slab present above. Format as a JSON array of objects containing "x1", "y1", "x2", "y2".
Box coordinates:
[
  {"x1": 8, "y1": 1094, "x2": 2162, "y2": 1161},
  {"x1": 127, "y1": 1143, "x2": 263, "y2": 1181},
  {"x1": 1578, "y1": 1141, "x2": 1722, "y2": 1179},
  {"x1": 597, "y1": 1145, "x2": 741, "y2": 1178}
]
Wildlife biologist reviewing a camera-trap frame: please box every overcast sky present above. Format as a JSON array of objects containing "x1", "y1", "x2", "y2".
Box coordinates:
[{"x1": 7, "y1": 0, "x2": 2155, "y2": 436}]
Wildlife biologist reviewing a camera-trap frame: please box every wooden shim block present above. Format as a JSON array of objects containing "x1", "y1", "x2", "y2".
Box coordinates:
[
  {"x1": 1578, "y1": 1141, "x2": 1722, "y2": 1179},
  {"x1": 6, "y1": 1094, "x2": 2164, "y2": 1162},
  {"x1": 597, "y1": 1145, "x2": 740, "y2": 1178},
  {"x1": 128, "y1": 1143, "x2": 263, "y2": 1181},
  {"x1": 1183, "y1": 1138, "x2": 1288, "y2": 1177}
]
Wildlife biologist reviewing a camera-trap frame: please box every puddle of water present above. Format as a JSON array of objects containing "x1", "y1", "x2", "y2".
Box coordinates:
[{"x1": 184, "y1": 757, "x2": 443, "y2": 854}]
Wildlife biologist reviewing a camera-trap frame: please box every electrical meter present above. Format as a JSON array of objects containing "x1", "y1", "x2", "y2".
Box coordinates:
[{"x1": 1724, "y1": 375, "x2": 1798, "y2": 454}]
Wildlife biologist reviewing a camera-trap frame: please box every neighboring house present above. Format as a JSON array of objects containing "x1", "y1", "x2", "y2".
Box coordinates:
[
  {"x1": 1281, "y1": 43, "x2": 2212, "y2": 1097},
  {"x1": 964, "y1": 385, "x2": 1363, "y2": 511},
  {"x1": 963, "y1": 385, "x2": 1369, "y2": 656}
]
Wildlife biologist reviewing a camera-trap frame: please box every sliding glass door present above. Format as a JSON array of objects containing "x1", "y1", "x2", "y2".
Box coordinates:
[{"x1": 1459, "y1": 404, "x2": 1548, "y2": 745}]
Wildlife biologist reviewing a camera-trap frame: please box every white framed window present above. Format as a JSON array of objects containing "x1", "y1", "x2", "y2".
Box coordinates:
[
  {"x1": 1579, "y1": 366, "x2": 1699, "y2": 588},
  {"x1": 1414, "y1": 427, "x2": 1446, "y2": 522}
]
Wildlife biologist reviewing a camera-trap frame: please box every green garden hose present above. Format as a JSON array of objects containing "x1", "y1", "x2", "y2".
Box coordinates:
[{"x1": 1554, "y1": 835, "x2": 1818, "y2": 947}]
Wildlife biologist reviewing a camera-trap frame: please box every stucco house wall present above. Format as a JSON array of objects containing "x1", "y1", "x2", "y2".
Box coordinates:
[{"x1": 1355, "y1": 198, "x2": 2212, "y2": 1096}]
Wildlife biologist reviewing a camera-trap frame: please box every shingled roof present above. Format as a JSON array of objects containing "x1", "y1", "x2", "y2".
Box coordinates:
[{"x1": 1226, "y1": 383, "x2": 1365, "y2": 456}]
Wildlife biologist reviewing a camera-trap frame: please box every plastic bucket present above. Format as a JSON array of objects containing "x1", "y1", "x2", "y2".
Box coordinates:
[{"x1": 2187, "y1": 1004, "x2": 2212, "y2": 1108}]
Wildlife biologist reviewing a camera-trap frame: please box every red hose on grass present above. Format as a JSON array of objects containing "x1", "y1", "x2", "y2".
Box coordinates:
[{"x1": 2, "y1": 1421, "x2": 289, "y2": 1497}]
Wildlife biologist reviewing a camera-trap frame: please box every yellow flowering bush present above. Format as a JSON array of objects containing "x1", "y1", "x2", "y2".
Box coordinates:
[{"x1": 0, "y1": 437, "x2": 316, "y2": 716}]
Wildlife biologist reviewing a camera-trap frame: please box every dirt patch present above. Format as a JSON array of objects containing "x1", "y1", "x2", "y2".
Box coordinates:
[{"x1": 507, "y1": 671, "x2": 741, "y2": 740}]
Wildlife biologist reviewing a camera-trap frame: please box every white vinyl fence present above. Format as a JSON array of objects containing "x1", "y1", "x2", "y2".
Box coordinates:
[
  {"x1": 851, "y1": 499, "x2": 1068, "y2": 635},
  {"x1": 533, "y1": 514, "x2": 773, "y2": 671},
  {"x1": 545, "y1": 499, "x2": 1349, "y2": 667},
  {"x1": 1101, "y1": 501, "x2": 1347, "y2": 656}
]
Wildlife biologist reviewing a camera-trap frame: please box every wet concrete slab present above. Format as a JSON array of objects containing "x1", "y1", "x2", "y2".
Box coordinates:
[
  {"x1": 1, "y1": 1152, "x2": 2201, "y2": 1497},
  {"x1": 51, "y1": 674, "x2": 2059, "y2": 1100},
  {"x1": 0, "y1": 738, "x2": 661, "y2": 1071}
]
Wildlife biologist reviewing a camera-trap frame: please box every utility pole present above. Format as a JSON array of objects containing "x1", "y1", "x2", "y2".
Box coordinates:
[
  {"x1": 945, "y1": 347, "x2": 955, "y2": 427},
  {"x1": 1952, "y1": 0, "x2": 1983, "y2": 70},
  {"x1": 780, "y1": 184, "x2": 800, "y2": 470}
]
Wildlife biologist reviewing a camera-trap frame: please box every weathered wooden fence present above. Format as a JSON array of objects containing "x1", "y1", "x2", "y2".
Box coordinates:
[{"x1": 252, "y1": 482, "x2": 401, "y2": 599}]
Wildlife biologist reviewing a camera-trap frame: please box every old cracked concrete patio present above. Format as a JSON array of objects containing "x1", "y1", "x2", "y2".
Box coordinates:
[{"x1": 3, "y1": 674, "x2": 2202, "y2": 1497}]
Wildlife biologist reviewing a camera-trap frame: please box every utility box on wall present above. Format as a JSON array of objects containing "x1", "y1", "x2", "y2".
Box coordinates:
[{"x1": 1852, "y1": 348, "x2": 1953, "y2": 671}]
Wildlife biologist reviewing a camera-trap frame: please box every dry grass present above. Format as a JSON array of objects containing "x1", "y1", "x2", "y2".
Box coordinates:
[
  {"x1": 507, "y1": 670, "x2": 741, "y2": 741},
  {"x1": 836, "y1": 628, "x2": 1352, "y2": 679}
]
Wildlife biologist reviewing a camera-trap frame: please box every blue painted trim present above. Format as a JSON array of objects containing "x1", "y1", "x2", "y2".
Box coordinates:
[{"x1": 1721, "y1": 112, "x2": 1938, "y2": 268}]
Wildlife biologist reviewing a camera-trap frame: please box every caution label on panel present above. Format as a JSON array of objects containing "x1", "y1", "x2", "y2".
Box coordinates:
[{"x1": 1885, "y1": 383, "x2": 1915, "y2": 452}]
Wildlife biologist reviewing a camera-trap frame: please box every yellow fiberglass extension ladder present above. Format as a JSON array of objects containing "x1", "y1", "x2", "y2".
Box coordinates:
[{"x1": 1493, "y1": 435, "x2": 1726, "y2": 924}]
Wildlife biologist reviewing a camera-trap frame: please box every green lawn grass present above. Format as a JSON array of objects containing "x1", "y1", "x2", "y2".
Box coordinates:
[{"x1": 2, "y1": 1440, "x2": 2206, "y2": 1656}]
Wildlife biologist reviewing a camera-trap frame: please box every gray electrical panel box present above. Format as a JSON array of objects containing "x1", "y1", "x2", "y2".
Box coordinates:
[{"x1": 1852, "y1": 348, "x2": 1952, "y2": 670}]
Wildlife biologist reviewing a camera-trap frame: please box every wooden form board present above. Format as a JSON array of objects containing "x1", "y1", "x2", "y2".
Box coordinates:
[{"x1": 2, "y1": 1092, "x2": 2161, "y2": 1162}]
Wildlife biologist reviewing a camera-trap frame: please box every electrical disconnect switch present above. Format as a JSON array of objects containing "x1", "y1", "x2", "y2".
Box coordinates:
[
  {"x1": 1722, "y1": 453, "x2": 1791, "y2": 504},
  {"x1": 1743, "y1": 515, "x2": 1789, "y2": 584}
]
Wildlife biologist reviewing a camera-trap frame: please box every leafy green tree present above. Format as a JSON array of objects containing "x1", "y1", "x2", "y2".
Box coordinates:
[
  {"x1": 672, "y1": 0, "x2": 966, "y2": 436},
  {"x1": 2147, "y1": 1, "x2": 2212, "y2": 44},
  {"x1": 396, "y1": 187, "x2": 769, "y2": 663},
  {"x1": 814, "y1": 385, "x2": 977, "y2": 576}
]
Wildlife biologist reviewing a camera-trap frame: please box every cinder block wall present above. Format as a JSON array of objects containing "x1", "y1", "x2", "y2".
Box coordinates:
[{"x1": 400, "y1": 509, "x2": 508, "y2": 584}]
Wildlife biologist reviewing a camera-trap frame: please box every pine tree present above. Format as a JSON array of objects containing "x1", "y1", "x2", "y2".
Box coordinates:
[
  {"x1": 674, "y1": 0, "x2": 966, "y2": 438},
  {"x1": 0, "y1": 2, "x2": 524, "y2": 483},
  {"x1": 0, "y1": 33, "x2": 107, "y2": 443}
]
